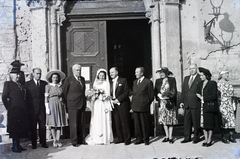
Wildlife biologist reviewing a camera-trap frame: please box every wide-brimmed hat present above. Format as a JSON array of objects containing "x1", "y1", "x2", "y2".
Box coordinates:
[
  {"x1": 10, "y1": 67, "x2": 21, "y2": 74},
  {"x1": 198, "y1": 67, "x2": 212, "y2": 77},
  {"x1": 11, "y1": 60, "x2": 24, "y2": 67},
  {"x1": 46, "y1": 70, "x2": 66, "y2": 82},
  {"x1": 157, "y1": 67, "x2": 169, "y2": 75}
]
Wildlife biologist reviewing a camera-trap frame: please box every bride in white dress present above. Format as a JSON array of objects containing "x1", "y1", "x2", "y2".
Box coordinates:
[{"x1": 86, "y1": 68, "x2": 114, "y2": 145}]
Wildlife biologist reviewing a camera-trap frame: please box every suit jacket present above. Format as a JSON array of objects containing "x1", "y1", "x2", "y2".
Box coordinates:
[
  {"x1": 25, "y1": 79, "x2": 47, "y2": 114},
  {"x1": 62, "y1": 75, "x2": 86, "y2": 110},
  {"x1": 112, "y1": 77, "x2": 130, "y2": 110},
  {"x1": 154, "y1": 77, "x2": 177, "y2": 105},
  {"x1": 131, "y1": 77, "x2": 154, "y2": 112},
  {"x1": 181, "y1": 74, "x2": 201, "y2": 109}
]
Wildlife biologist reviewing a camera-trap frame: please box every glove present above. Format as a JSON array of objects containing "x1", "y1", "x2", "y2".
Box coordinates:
[{"x1": 45, "y1": 103, "x2": 50, "y2": 115}]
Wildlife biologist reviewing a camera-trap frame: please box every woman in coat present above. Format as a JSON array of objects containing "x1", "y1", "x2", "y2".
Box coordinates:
[
  {"x1": 196, "y1": 67, "x2": 218, "y2": 147},
  {"x1": 155, "y1": 67, "x2": 178, "y2": 144},
  {"x1": 2, "y1": 66, "x2": 29, "y2": 153}
]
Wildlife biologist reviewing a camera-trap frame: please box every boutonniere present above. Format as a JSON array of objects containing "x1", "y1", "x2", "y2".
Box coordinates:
[{"x1": 118, "y1": 83, "x2": 122, "y2": 86}]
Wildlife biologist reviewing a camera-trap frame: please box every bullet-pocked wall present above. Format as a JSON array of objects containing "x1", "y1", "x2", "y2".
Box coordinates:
[{"x1": 181, "y1": 0, "x2": 240, "y2": 95}]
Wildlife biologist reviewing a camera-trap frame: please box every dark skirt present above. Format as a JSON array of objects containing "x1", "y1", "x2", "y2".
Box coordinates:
[{"x1": 7, "y1": 107, "x2": 29, "y2": 138}]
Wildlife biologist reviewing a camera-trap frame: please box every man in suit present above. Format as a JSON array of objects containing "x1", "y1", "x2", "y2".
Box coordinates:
[
  {"x1": 26, "y1": 68, "x2": 48, "y2": 149},
  {"x1": 180, "y1": 64, "x2": 201, "y2": 144},
  {"x1": 109, "y1": 67, "x2": 131, "y2": 145},
  {"x1": 131, "y1": 67, "x2": 154, "y2": 145},
  {"x1": 62, "y1": 64, "x2": 86, "y2": 147}
]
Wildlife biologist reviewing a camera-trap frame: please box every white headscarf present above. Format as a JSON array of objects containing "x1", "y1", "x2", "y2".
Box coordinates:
[{"x1": 93, "y1": 68, "x2": 110, "y2": 96}]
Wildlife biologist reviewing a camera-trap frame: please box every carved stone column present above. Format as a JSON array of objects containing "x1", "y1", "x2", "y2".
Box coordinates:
[
  {"x1": 49, "y1": 0, "x2": 66, "y2": 70},
  {"x1": 159, "y1": 0, "x2": 182, "y2": 91},
  {"x1": 144, "y1": 0, "x2": 161, "y2": 84},
  {"x1": 29, "y1": 1, "x2": 48, "y2": 79}
]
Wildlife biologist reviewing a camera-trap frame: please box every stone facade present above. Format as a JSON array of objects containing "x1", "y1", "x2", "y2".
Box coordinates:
[{"x1": 0, "y1": 0, "x2": 240, "y2": 101}]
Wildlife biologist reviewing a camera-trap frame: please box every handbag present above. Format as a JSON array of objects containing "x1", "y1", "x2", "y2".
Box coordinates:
[
  {"x1": 165, "y1": 100, "x2": 174, "y2": 110},
  {"x1": 205, "y1": 102, "x2": 218, "y2": 113}
]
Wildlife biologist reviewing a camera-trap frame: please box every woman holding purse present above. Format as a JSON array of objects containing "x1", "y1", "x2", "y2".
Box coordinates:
[
  {"x1": 155, "y1": 67, "x2": 178, "y2": 144},
  {"x1": 196, "y1": 67, "x2": 218, "y2": 147}
]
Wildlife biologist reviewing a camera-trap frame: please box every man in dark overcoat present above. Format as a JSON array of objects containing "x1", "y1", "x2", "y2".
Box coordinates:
[
  {"x1": 180, "y1": 64, "x2": 201, "y2": 144},
  {"x1": 109, "y1": 67, "x2": 131, "y2": 145},
  {"x1": 131, "y1": 67, "x2": 154, "y2": 145},
  {"x1": 25, "y1": 68, "x2": 48, "y2": 149},
  {"x1": 62, "y1": 64, "x2": 86, "y2": 147}
]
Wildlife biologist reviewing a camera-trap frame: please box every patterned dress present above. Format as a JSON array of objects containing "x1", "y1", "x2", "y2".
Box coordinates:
[
  {"x1": 45, "y1": 84, "x2": 68, "y2": 127},
  {"x1": 217, "y1": 80, "x2": 235, "y2": 129},
  {"x1": 158, "y1": 78, "x2": 178, "y2": 125}
]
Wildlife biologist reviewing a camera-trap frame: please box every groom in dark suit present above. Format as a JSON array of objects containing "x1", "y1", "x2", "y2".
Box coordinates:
[
  {"x1": 62, "y1": 64, "x2": 86, "y2": 147},
  {"x1": 180, "y1": 64, "x2": 201, "y2": 144},
  {"x1": 109, "y1": 67, "x2": 131, "y2": 145},
  {"x1": 131, "y1": 67, "x2": 154, "y2": 145},
  {"x1": 26, "y1": 68, "x2": 48, "y2": 149}
]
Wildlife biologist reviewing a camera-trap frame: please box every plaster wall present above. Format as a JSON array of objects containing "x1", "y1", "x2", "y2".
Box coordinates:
[{"x1": 181, "y1": 0, "x2": 240, "y2": 95}]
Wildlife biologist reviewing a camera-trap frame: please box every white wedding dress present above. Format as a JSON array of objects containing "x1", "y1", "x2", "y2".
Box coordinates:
[{"x1": 86, "y1": 69, "x2": 113, "y2": 145}]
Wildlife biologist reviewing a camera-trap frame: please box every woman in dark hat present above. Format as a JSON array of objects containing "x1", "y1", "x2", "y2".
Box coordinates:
[
  {"x1": 45, "y1": 70, "x2": 68, "y2": 147},
  {"x1": 2, "y1": 65, "x2": 29, "y2": 153},
  {"x1": 196, "y1": 67, "x2": 218, "y2": 147},
  {"x1": 155, "y1": 67, "x2": 178, "y2": 144}
]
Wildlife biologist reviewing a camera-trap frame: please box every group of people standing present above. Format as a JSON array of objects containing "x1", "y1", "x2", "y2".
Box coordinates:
[
  {"x1": 2, "y1": 60, "x2": 240, "y2": 153},
  {"x1": 180, "y1": 64, "x2": 238, "y2": 147}
]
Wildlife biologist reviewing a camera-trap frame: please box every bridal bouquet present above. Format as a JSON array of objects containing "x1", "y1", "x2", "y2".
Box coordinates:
[{"x1": 86, "y1": 88, "x2": 107, "y2": 101}]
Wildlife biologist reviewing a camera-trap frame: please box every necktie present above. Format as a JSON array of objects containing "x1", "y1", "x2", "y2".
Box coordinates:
[
  {"x1": 188, "y1": 76, "x2": 193, "y2": 88},
  {"x1": 137, "y1": 79, "x2": 140, "y2": 85},
  {"x1": 78, "y1": 77, "x2": 82, "y2": 86},
  {"x1": 37, "y1": 80, "x2": 40, "y2": 92}
]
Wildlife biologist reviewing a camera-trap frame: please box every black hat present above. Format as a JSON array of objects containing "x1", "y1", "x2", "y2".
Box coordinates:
[
  {"x1": 11, "y1": 60, "x2": 24, "y2": 67},
  {"x1": 10, "y1": 67, "x2": 20, "y2": 74},
  {"x1": 198, "y1": 67, "x2": 212, "y2": 77},
  {"x1": 157, "y1": 67, "x2": 169, "y2": 75}
]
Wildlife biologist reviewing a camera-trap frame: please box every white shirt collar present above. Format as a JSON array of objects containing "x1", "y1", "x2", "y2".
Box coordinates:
[
  {"x1": 112, "y1": 76, "x2": 119, "y2": 82},
  {"x1": 138, "y1": 76, "x2": 145, "y2": 83},
  {"x1": 33, "y1": 78, "x2": 39, "y2": 85},
  {"x1": 190, "y1": 74, "x2": 197, "y2": 80},
  {"x1": 74, "y1": 75, "x2": 80, "y2": 80}
]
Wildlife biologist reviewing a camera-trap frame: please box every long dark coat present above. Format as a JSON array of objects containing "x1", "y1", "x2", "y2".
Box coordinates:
[
  {"x1": 2, "y1": 81, "x2": 29, "y2": 138},
  {"x1": 197, "y1": 80, "x2": 218, "y2": 129}
]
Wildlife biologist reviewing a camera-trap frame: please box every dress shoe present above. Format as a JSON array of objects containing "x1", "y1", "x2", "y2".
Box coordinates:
[
  {"x1": 19, "y1": 145, "x2": 27, "y2": 151},
  {"x1": 162, "y1": 138, "x2": 169, "y2": 142},
  {"x1": 181, "y1": 139, "x2": 191, "y2": 143},
  {"x1": 222, "y1": 137, "x2": 230, "y2": 144},
  {"x1": 12, "y1": 147, "x2": 21, "y2": 153},
  {"x1": 192, "y1": 139, "x2": 200, "y2": 144},
  {"x1": 169, "y1": 139, "x2": 174, "y2": 144},
  {"x1": 206, "y1": 141, "x2": 213, "y2": 147},
  {"x1": 144, "y1": 140, "x2": 150, "y2": 145},
  {"x1": 42, "y1": 144, "x2": 48, "y2": 148},
  {"x1": 229, "y1": 137, "x2": 236, "y2": 143},
  {"x1": 134, "y1": 140, "x2": 143, "y2": 145},
  {"x1": 202, "y1": 142, "x2": 207, "y2": 146},
  {"x1": 124, "y1": 141, "x2": 131, "y2": 145},
  {"x1": 72, "y1": 144, "x2": 77, "y2": 147},
  {"x1": 114, "y1": 140, "x2": 123, "y2": 144},
  {"x1": 32, "y1": 145, "x2": 37, "y2": 149}
]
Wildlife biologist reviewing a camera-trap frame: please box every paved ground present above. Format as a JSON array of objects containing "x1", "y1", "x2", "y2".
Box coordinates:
[{"x1": 1, "y1": 133, "x2": 240, "y2": 159}]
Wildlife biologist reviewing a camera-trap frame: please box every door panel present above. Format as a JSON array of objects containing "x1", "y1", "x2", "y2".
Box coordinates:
[{"x1": 67, "y1": 21, "x2": 107, "y2": 88}]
